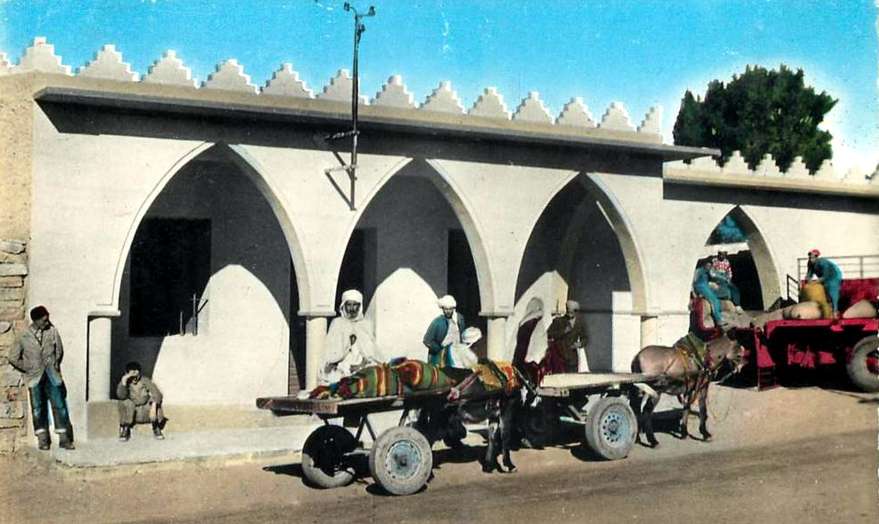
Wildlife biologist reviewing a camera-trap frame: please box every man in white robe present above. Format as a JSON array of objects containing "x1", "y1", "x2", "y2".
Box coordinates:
[{"x1": 319, "y1": 289, "x2": 379, "y2": 385}]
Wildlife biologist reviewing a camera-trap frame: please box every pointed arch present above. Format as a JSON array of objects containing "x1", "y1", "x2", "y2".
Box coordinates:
[
  {"x1": 333, "y1": 157, "x2": 496, "y2": 313},
  {"x1": 109, "y1": 142, "x2": 311, "y2": 311},
  {"x1": 715, "y1": 206, "x2": 782, "y2": 308},
  {"x1": 515, "y1": 171, "x2": 648, "y2": 314}
]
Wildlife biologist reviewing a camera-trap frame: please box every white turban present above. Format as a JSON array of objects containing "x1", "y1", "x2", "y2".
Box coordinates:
[
  {"x1": 339, "y1": 289, "x2": 364, "y2": 320},
  {"x1": 438, "y1": 295, "x2": 457, "y2": 309},
  {"x1": 461, "y1": 326, "x2": 482, "y2": 346},
  {"x1": 566, "y1": 300, "x2": 580, "y2": 313}
]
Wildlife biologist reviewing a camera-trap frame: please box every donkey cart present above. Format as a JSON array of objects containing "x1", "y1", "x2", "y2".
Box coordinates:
[
  {"x1": 257, "y1": 371, "x2": 656, "y2": 496},
  {"x1": 521, "y1": 372, "x2": 656, "y2": 460},
  {"x1": 257, "y1": 388, "x2": 460, "y2": 496}
]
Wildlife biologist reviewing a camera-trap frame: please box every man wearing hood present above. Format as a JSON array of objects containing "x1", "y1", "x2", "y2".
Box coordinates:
[
  {"x1": 319, "y1": 289, "x2": 379, "y2": 384},
  {"x1": 423, "y1": 294, "x2": 465, "y2": 368}
]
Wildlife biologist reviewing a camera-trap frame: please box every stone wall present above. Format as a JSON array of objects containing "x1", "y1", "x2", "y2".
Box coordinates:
[{"x1": 0, "y1": 239, "x2": 28, "y2": 452}]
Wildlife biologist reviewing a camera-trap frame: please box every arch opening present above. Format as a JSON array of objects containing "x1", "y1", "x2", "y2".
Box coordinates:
[
  {"x1": 110, "y1": 145, "x2": 306, "y2": 406},
  {"x1": 335, "y1": 160, "x2": 487, "y2": 362},
  {"x1": 699, "y1": 206, "x2": 781, "y2": 311},
  {"x1": 513, "y1": 173, "x2": 646, "y2": 370}
]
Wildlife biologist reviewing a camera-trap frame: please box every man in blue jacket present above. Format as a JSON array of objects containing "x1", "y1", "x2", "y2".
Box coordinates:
[
  {"x1": 805, "y1": 249, "x2": 843, "y2": 317},
  {"x1": 422, "y1": 295, "x2": 465, "y2": 368},
  {"x1": 693, "y1": 260, "x2": 725, "y2": 328}
]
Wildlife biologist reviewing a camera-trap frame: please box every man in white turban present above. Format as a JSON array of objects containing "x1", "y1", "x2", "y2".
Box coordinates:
[
  {"x1": 422, "y1": 294, "x2": 465, "y2": 368},
  {"x1": 319, "y1": 289, "x2": 379, "y2": 384}
]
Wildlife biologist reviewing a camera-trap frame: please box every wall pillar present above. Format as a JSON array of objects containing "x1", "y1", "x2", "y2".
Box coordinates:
[
  {"x1": 305, "y1": 316, "x2": 329, "y2": 391},
  {"x1": 485, "y1": 316, "x2": 508, "y2": 360},
  {"x1": 87, "y1": 315, "x2": 116, "y2": 401},
  {"x1": 640, "y1": 315, "x2": 658, "y2": 349}
]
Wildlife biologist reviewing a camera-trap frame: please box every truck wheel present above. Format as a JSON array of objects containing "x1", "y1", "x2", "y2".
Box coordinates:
[
  {"x1": 301, "y1": 425, "x2": 357, "y2": 489},
  {"x1": 585, "y1": 397, "x2": 637, "y2": 460},
  {"x1": 847, "y1": 336, "x2": 879, "y2": 393},
  {"x1": 369, "y1": 426, "x2": 433, "y2": 496}
]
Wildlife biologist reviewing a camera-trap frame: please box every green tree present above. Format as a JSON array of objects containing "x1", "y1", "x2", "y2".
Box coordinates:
[{"x1": 673, "y1": 65, "x2": 837, "y2": 172}]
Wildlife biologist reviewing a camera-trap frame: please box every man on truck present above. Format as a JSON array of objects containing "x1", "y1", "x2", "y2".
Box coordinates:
[{"x1": 805, "y1": 249, "x2": 843, "y2": 318}]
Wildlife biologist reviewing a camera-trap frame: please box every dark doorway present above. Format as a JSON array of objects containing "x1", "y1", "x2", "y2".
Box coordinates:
[
  {"x1": 448, "y1": 229, "x2": 485, "y2": 334},
  {"x1": 336, "y1": 228, "x2": 377, "y2": 305},
  {"x1": 289, "y1": 260, "x2": 305, "y2": 394},
  {"x1": 129, "y1": 218, "x2": 211, "y2": 337}
]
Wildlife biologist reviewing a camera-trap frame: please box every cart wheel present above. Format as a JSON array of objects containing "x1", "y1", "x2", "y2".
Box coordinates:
[
  {"x1": 301, "y1": 425, "x2": 357, "y2": 489},
  {"x1": 847, "y1": 336, "x2": 879, "y2": 393},
  {"x1": 369, "y1": 426, "x2": 433, "y2": 496},
  {"x1": 517, "y1": 403, "x2": 559, "y2": 449},
  {"x1": 585, "y1": 397, "x2": 637, "y2": 460}
]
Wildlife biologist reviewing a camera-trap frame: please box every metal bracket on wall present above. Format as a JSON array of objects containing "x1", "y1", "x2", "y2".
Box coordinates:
[{"x1": 323, "y1": 3, "x2": 376, "y2": 212}]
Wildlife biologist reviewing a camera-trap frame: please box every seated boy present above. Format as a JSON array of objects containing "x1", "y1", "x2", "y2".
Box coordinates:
[{"x1": 116, "y1": 361, "x2": 165, "y2": 441}]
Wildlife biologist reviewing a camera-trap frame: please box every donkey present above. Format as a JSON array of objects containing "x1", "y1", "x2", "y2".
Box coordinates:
[
  {"x1": 415, "y1": 364, "x2": 521, "y2": 474},
  {"x1": 629, "y1": 330, "x2": 746, "y2": 447}
]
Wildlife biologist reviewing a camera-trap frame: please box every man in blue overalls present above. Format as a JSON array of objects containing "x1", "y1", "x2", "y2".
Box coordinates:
[
  {"x1": 694, "y1": 260, "x2": 725, "y2": 328},
  {"x1": 805, "y1": 249, "x2": 843, "y2": 318}
]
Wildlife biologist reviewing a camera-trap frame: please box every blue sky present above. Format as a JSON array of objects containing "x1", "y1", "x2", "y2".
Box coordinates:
[{"x1": 1, "y1": 0, "x2": 876, "y2": 172}]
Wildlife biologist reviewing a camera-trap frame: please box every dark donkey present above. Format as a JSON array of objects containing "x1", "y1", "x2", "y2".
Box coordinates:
[
  {"x1": 416, "y1": 363, "x2": 521, "y2": 474},
  {"x1": 629, "y1": 330, "x2": 746, "y2": 447}
]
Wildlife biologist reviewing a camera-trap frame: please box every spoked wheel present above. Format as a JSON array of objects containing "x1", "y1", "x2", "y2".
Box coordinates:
[
  {"x1": 301, "y1": 425, "x2": 358, "y2": 489},
  {"x1": 369, "y1": 426, "x2": 433, "y2": 496},
  {"x1": 847, "y1": 336, "x2": 879, "y2": 393},
  {"x1": 585, "y1": 396, "x2": 637, "y2": 460}
]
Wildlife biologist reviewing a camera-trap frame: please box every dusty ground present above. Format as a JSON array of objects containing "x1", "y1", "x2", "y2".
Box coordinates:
[{"x1": 1, "y1": 384, "x2": 877, "y2": 524}]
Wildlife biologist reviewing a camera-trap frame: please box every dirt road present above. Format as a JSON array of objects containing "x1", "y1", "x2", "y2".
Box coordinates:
[{"x1": 1, "y1": 386, "x2": 877, "y2": 524}]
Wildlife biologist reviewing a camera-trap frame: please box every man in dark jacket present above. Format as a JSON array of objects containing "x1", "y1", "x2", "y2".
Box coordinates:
[
  {"x1": 8, "y1": 305, "x2": 74, "y2": 450},
  {"x1": 116, "y1": 361, "x2": 165, "y2": 441},
  {"x1": 546, "y1": 300, "x2": 590, "y2": 373}
]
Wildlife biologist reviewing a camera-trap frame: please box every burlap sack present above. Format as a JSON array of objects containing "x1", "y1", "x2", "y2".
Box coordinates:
[
  {"x1": 783, "y1": 301, "x2": 823, "y2": 320},
  {"x1": 799, "y1": 281, "x2": 831, "y2": 319},
  {"x1": 720, "y1": 299, "x2": 737, "y2": 313},
  {"x1": 842, "y1": 299, "x2": 878, "y2": 319}
]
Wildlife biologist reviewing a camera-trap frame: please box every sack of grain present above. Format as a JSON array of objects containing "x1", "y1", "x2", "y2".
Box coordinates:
[
  {"x1": 783, "y1": 301, "x2": 823, "y2": 320},
  {"x1": 799, "y1": 281, "x2": 831, "y2": 319},
  {"x1": 842, "y1": 299, "x2": 878, "y2": 319}
]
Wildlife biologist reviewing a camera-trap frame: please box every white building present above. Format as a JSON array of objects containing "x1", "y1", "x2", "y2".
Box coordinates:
[{"x1": 0, "y1": 39, "x2": 876, "y2": 446}]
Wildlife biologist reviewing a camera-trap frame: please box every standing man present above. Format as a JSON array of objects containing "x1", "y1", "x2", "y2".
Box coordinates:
[
  {"x1": 116, "y1": 361, "x2": 165, "y2": 441},
  {"x1": 8, "y1": 306, "x2": 74, "y2": 450},
  {"x1": 423, "y1": 295, "x2": 465, "y2": 368},
  {"x1": 805, "y1": 249, "x2": 843, "y2": 317},
  {"x1": 546, "y1": 300, "x2": 590, "y2": 373}
]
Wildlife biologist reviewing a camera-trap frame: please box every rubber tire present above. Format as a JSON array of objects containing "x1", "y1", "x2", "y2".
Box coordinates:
[
  {"x1": 369, "y1": 426, "x2": 433, "y2": 496},
  {"x1": 846, "y1": 336, "x2": 879, "y2": 393},
  {"x1": 584, "y1": 396, "x2": 638, "y2": 461},
  {"x1": 301, "y1": 425, "x2": 357, "y2": 489}
]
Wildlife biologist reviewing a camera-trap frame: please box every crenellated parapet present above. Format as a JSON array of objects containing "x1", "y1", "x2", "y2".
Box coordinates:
[
  {"x1": 1, "y1": 37, "x2": 666, "y2": 145},
  {"x1": 664, "y1": 151, "x2": 878, "y2": 198}
]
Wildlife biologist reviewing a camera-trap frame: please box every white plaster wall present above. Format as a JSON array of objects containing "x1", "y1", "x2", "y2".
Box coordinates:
[
  {"x1": 595, "y1": 173, "x2": 878, "y2": 315},
  {"x1": 111, "y1": 162, "x2": 291, "y2": 404},
  {"x1": 429, "y1": 159, "x2": 579, "y2": 314},
  {"x1": 28, "y1": 107, "x2": 210, "y2": 429}
]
